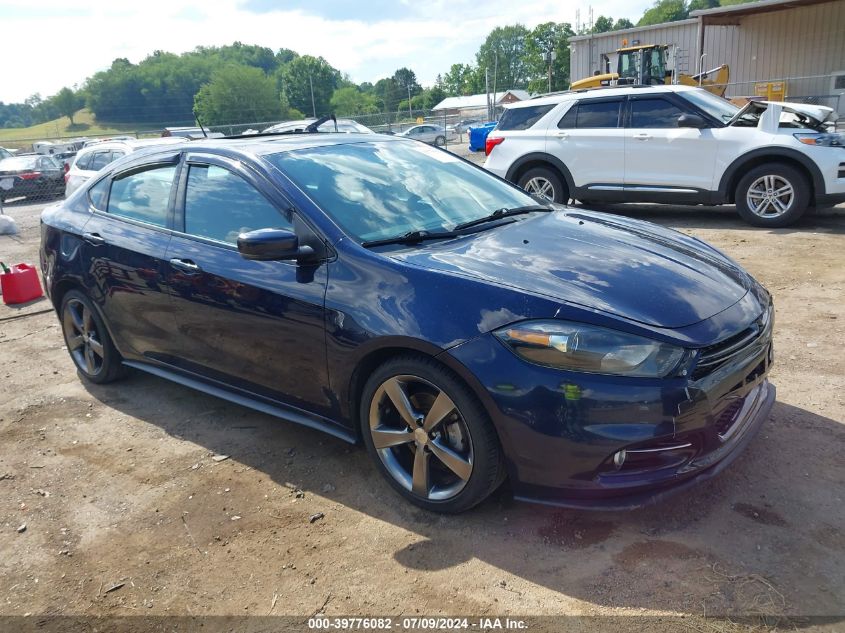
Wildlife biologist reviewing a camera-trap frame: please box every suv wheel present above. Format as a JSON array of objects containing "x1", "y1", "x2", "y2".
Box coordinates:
[
  {"x1": 735, "y1": 163, "x2": 810, "y2": 227},
  {"x1": 517, "y1": 167, "x2": 567, "y2": 203}
]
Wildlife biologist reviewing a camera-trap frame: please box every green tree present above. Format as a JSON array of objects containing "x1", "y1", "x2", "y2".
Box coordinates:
[
  {"x1": 688, "y1": 0, "x2": 718, "y2": 9},
  {"x1": 392, "y1": 67, "x2": 421, "y2": 108},
  {"x1": 638, "y1": 0, "x2": 688, "y2": 25},
  {"x1": 593, "y1": 16, "x2": 615, "y2": 33},
  {"x1": 51, "y1": 87, "x2": 84, "y2": 125},
  {"x1": 374, "y1": 77, "x2": 400, "y2": 113},
  {"x1": 476, "y1": 24, "x2": 531, "y2": 91},
  {"x1": 442, "y1": 63, "x2": 479, "y2": 96},
  {"x1": 330, "y1": 86, "x2": 378, "y2": 116},
  {"x1": 614, "y1": 18, "x2": 635, "y2": 29},
  {"x1": 525, "y1": 22, "x2": 574, "y2": 93},
  {"x1": 279, "y1": 55, "x2": 341, "y2": 117},
  {"x1": 194, "y1": 65, "x2": 282, "y2": 126}
]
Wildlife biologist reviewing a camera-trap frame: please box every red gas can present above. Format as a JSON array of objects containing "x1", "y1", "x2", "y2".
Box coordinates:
[{"x1": 1, "y1": 263, "x2": 44, "y2": 305}]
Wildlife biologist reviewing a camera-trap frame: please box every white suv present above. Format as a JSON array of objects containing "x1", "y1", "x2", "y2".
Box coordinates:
[
  {"x1": 65, "y1": 137, "x2": 184, "y2": 197},
  {"x1": 484, "y1": 85, "x2": 845, "y2": 227}
]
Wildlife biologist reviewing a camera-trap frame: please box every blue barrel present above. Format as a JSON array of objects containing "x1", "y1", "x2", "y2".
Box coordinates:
[{"x1": 468, "y1": 122, "x2": 498, "y2": 152}]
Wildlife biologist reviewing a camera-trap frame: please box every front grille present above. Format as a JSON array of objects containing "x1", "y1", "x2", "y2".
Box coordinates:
[{"x1": 692, "y1": 306, "x2": 772, "y2": 379}]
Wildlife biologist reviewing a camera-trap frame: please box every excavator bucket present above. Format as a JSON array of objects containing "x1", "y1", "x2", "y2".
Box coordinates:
[{"x1": 678, "y1": 65, "x2": 730, "y2": 97}]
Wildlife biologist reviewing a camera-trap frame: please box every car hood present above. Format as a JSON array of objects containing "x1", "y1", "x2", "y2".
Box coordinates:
[
  {"x1": 730, "y1": 100, "x2": 837, "y2": 130},
  {"x1": 390, "y1": 210, "x2": 751, "y2": 329}
]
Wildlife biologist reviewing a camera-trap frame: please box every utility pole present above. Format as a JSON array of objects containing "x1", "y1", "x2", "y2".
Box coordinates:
[
  {"x1": 308, "y1": 73, "x2": 316, "y2": 117},
  {"x1": 546, "y1": 49, "x2": 557, "y2": 93},
  {"x1": 485, "y1": 68, "x2": 491, "y2": 121},
  {"x1": 407, "y1": 84, "x2": 413, "y2": 119}
]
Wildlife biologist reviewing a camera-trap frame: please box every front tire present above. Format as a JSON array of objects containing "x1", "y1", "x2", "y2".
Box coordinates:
[
  {"x1": 360, "y1": 355, "x2": 505, "y2": 513},
  {"x1": 517, "y1": 166, "x2": 568, "y2": 203},
  {"x1": 60, "y1": 290, "x2": 125, "y2": 384},
  {"x1": 735, "y1": 163, "x2": 810, "y2": 227}
]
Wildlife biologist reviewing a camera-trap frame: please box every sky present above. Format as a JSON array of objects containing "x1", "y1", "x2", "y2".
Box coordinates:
[{"x1": 0, "y1": 0, "x2": 652, "y2": 104}]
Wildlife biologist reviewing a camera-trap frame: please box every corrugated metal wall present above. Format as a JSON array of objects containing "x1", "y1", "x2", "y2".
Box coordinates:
[{"x1": 570, "y1": 0, "x2": 845, "y2": 104}]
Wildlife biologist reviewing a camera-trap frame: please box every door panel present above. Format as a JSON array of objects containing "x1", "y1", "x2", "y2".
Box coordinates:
[
  {"x1": 164, "y1": 159, "x2": 331, "y2": 414},
  {"x1": 624, "y1": 96, "x2": 719, "y2": 191},
  {"x1": 553, "y1": 98, "x2": 625, "y2": 188}
]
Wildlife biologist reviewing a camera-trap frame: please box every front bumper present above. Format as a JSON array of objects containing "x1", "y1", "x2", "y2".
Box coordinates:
[{"x1": 445, "y1": 314, "x2": 775, "y2": 510}]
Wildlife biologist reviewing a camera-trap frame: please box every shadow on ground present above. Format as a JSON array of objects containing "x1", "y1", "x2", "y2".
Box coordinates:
[{"x1": 82, "y1": 372, "x2": 845, "y2": 617}]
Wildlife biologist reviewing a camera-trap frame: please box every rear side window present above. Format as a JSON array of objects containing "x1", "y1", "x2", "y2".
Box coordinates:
[
  {"x1": 107, "y1": 165, "x2": 176, "y2": 228},
  {"x1": 497, "y1": 104, "x2": 555, "y2": 131},
  {"x1": 184, "y1": 164, "x2": 291, "y2": 245},
  {"x1": 88, "y1": 178, "x2": 109, "y2": 210},
  {"x1": 74, "y1": 153, "x2": 93, "y2": 170},
  {"x1": 89, "y1": 151, "x2": 113, "y2": 171},
  {"x1": 630, "y1": 98, "x2": 686, "y2": 128},
  {"x1": 558, "y1": 100, "x2": 622, "y2": 129}
]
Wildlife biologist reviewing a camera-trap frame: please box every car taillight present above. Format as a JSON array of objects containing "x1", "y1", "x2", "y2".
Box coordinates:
[
  {"x1": 64, "y1": 163, "x2": 70, "y2": 174},
  {"x1": 485, "y1": 136, "x2": 504, "y2": 156},
  {"x1": 19, "y1": 171, "x2": 42, "y2": 180}
]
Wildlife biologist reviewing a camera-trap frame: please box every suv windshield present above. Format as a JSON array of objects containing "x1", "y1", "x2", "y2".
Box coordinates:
[
  {"x1": 268, "y1": 140, "x2": 536, "y2": 243},
  {"x1": 680, "y1": 89, "x2": 739, "y2": 123}
]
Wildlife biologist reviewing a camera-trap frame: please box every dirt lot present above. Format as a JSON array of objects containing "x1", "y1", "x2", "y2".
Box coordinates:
[{"x1": 1, "y1": 186, "x2": 843, "y2": 631}]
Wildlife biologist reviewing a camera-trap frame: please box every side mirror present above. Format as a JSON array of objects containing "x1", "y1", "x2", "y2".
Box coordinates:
[
  {"x1": 237, "y1": 228, "x2": 314, "y2": 261},
  {"x1": 677, "y1": 113, "x2": 708, "y2": 129}
]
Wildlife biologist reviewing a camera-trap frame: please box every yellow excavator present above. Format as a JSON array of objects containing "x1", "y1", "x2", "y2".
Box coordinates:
[{"x1": 570, "y1": 43, "x2": 729, "y2": 97}]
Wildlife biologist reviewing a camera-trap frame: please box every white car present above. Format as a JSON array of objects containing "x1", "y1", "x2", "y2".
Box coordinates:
[
  {"x1": 263, "y1": 118, "x2": 373, "y2": 134},
  {"x1": 398, "y1": 124, "x2": 453, "y2": 147},
  {"x1": 65, "y1": 138, "x2": 184, "y2": 197},
  {"x1": 483, "y1": 84, "x2": 844, "y2": 227}
]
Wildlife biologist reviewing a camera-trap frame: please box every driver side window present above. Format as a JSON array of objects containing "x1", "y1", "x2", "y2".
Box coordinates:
[
  {"x1": 630, "y1": 98, "x2": 688, "y2": 128},
  {"x1": 184, "y1": 164, "x2": 292, "y2": 245}
]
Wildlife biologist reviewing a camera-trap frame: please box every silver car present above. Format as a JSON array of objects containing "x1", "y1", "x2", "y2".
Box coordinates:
[{"x1": 398, "y1": 124, "x2": 452, "y2": 147}]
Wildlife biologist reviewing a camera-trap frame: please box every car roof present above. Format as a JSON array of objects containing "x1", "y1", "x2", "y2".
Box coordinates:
[
  {"x1": 509, "y1": 84, "x2": 699, "y2": 108},
  {"x1": 78, "y1": 137, "x2": 184, "y2": 154}
]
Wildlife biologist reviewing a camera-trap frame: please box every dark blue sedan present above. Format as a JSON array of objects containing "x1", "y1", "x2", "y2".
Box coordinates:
[{"x1": 39, "y1": 133, "x2": 775, "y2": 513}]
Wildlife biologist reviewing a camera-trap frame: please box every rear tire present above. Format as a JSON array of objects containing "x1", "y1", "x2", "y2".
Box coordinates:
[
  {"x1": 735, "y1": 163, "x2": 810, "y2": 227},
  {"x1": 360, "y1": 355, "x2": 505, "y2": 513},
  {"x1": 517, "y1": 166, "x2": 568, "y2": 203},
  {"x1": 60, "y1": 290, "x2": 125, "y2": 384},
  {"x1": 434, "y1": 135, "x2": 446, "y2": 147}
]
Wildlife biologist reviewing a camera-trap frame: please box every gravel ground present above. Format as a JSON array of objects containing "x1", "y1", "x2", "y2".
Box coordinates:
[{"x1": 0, "y1": 175, "x2": 843, "y2": 632}]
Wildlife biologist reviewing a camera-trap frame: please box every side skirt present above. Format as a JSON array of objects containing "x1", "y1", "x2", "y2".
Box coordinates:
[{"x1": 123, "y1": 360, "x2": 357, "y2": 444}]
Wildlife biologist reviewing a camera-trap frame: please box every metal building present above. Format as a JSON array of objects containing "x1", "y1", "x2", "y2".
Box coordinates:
[{"x1": 569, "y1": 0, "x2": 845, "y2": 115}]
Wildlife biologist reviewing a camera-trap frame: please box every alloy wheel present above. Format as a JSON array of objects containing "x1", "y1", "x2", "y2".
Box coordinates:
[
  {"x1": 523, "y1": 176, "x2": 555, "y2": 200},
  {"x1": 62, "y1": 298, "x2": 105, "y2": 376},
  {"x1": 369, "y1": 374, "x2": 474, "y2": 501},
  {"x1": 746, "y1": 174, "x2": 794, "y2": 218}
]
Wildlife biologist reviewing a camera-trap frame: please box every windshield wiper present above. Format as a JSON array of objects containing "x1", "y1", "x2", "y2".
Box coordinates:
[
  {"x1": 453, "y1": 204, "x2": 552, "y2": 231},
  {"x1": 361, "y1": 229, "x2": 459, "y2": 248}
]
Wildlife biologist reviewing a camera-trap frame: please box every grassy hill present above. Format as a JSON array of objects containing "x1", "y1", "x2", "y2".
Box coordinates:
[{"x1": 0, "y1": 109, "x2": 162, "y2": 149}]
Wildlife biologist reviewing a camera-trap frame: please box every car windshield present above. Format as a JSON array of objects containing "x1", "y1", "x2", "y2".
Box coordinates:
[
  {"x1": 680, "y1": 89, "x2": 739, "y2": 123},
  {"x1": 267, "y1": 140, "x2": 536, "y2": 243}
]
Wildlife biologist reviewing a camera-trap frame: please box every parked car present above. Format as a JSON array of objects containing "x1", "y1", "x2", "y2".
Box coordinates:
[
  {"x1": 41, "y1": 133, "x2": 775, "y2": 513},
  {"x1": 65, "y1": 137, "x2": 185, "y2": 197},
  {"x1": 0, "y1": 147, "x2": 14, "y2": 160},
  {"x1": 484, "y1": 84, "x2": 845, "y2": 227},
  {"x1": 0, "y1": 154, "x2": 64, "y2": 203},
  {"x1": 450, "y1": 119, "x2": 482, "y2": 135},
  {"x1": 262, "y1": 118, "x2": 374, "y2": 134},
  {"x1": 53, "y1": 151, "x2": 77, "y2": 173},
  {"x1": 398, "y1": 124, "x2": 451, "y2": 146}
]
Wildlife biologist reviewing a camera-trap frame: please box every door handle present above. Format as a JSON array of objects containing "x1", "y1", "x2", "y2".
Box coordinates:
[
  {"x1": 555, "y1": 131, "x2": 569, "y2": 139},
  {"x1": 634, "y1": 133, "x2": 652, "y2": 141},
  {"x1": 82, "y1": 232, "x2": 106, "y2": 246},
  {"x1": 169, "y1": 258, "x2": 202, "y2": 274}
]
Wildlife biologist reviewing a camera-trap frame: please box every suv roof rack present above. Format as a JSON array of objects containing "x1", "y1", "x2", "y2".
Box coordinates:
[{"x1": 530, "y1": 84, "x2": 654, "y2": 99}]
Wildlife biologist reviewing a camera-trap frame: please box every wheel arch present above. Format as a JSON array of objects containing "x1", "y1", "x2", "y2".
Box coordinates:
[
  {"x1": 505, "y1": 153, "x2": 575, "y2": 196},
  {"x1": 719, "y1": 148, "x2": 823, "y2": 204},
  {"x1": 345, "y1": 340, "x2": 506, "y2": 448}
]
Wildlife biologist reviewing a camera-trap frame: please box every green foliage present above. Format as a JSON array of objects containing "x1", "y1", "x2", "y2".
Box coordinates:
[
  {"x1": 614, "y1": 18, "x2": 635, "y2": 29},
  {"x1": 524, "y1": 21, "x2": 574, "y2": 93},
  {"x1": 330, "y1": 86, "x2": 378, "y2": 116},
  {"x1": 52, "y1": 88, "x2": 85, "y2": 125},
  {"x1": 638, "y1": 0, "x2": 688, "y2": 26},
  {"x1": 593, "y1": 16, "x2": 616, "y2": 33},
  {"x1": 688, "y1": 0, "x2": 718, "y2": 9},
  {"x1": 442, "y1": 64, "x2": 481, "y2": 96},
  {"x1": 476, "y1": 24, "x2": 531, "y2": 91},
  {"x1": 193, "y1": 65, "x2": 282, "y2": 126},
  {"x1": 279, "y1": 55, "x2": 341, "y2": 117}
]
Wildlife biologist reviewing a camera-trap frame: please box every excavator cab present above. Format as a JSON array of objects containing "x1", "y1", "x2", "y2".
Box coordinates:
[{"x1": 616, "y1": 45, "x2": 669, "y2": 86}]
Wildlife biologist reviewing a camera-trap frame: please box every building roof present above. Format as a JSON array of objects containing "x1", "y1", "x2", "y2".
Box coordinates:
[
  {"x1": 569, "y1": 18, "x2": 696, "y2": 42},
  {"x1": 689, "y1": 0, "x2": 832, "y2": 19},
  {"x1": 432, "y1": 90, "x2": 531, "y2": 111}
]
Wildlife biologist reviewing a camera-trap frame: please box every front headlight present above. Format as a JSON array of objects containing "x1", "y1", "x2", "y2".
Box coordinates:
[
  {"x1": 793, "y1": 132, "x2": 845, "y2": 147},
  {"x1": 493, "y1": 320, "x2": 687, "y2": 378}
]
